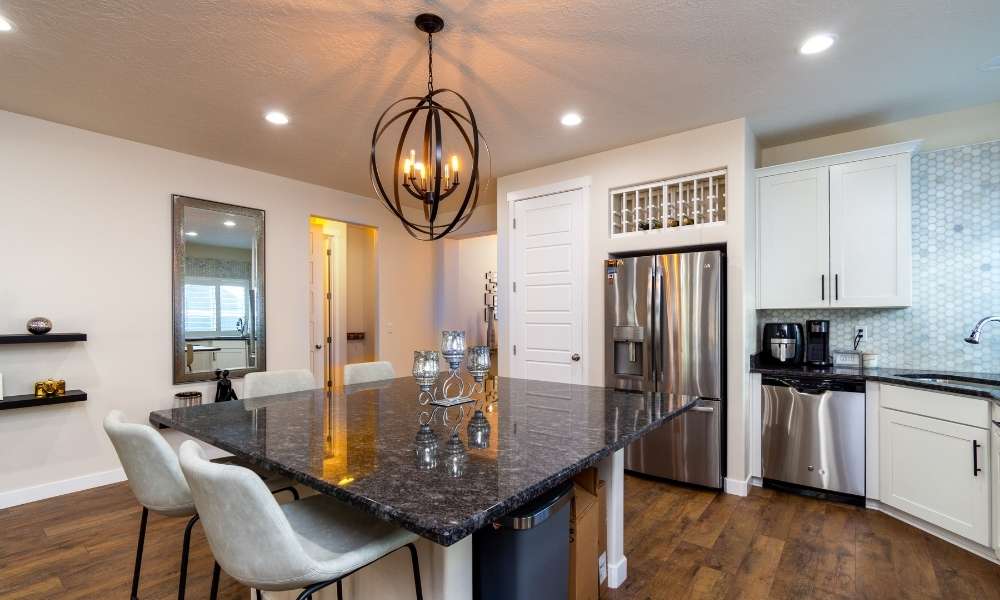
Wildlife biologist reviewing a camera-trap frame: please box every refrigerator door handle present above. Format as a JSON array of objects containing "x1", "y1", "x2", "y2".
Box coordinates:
[{"x1": 651, "y1": 263, "x2": 661, "y2": 391}]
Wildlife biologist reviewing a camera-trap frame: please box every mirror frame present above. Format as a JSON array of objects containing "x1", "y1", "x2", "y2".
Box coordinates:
[{"x1": 172, "y1": 194, "x2": 266, "y2": 384}]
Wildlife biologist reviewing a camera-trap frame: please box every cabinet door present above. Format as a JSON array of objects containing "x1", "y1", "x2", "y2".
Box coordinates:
[
  {"x1": 880, "y1": 408, "x2": 989, "y2": 545},
  {"x1": 757, "y1": 167, "x2": 830, "y2": 309},
  {"x1": 993, "y1": 425, "x2": 1000, "y2": 556},
  {"x1": 830, "y1": 154, "x2": 911, "y2": 307}
]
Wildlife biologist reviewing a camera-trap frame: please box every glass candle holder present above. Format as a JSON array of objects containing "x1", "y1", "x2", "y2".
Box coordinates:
[
  {"x1": 443, "y1": 432, "x2": 467, "y2": 477},
  {"x1": 467, "y1": 409, "x2": 491, "y2": 449},
  {"x1": 412, "y1": 350, "x2": 440, "y2": 391},
  {"x1": 414, "y1": 423, "x2": 440, "y2": 470},
  {"x1": 441, "y1": 330, "x2": 466, "y2": 370},
  {"x1": 465, "y1": 345, "x2": 491, "y2": 382}
]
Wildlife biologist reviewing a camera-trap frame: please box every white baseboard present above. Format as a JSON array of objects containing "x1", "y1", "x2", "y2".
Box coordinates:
[
  {"x1": 749, "y1": 476, "x2": 763, "y2": 488},
  {"x1": 606, "y1": 555, "x2": 627, "y2": 588},
  {"x1": 866, "y1": 499, "x2": 999, "y2": 565},
  {"x1": 724, "y1": 475, "x2": 751, "y2": 497},
  {"x1": 0, "y1": 468, "x2": 126, "y2": 510}
]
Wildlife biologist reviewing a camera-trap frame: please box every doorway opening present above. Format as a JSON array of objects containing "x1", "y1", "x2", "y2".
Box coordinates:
[{"x1": 309, "y1": 217, "x2": 378, "y2": 388}]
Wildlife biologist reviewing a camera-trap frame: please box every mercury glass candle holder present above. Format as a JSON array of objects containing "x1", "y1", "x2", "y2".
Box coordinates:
[
  {"x1": 465, "y1": 345, "x2": 491, "y2": 382},
  {"x1": 412, "y1": 350, "x2": 440, "y2": 391},
  {"x1": 440, "y1": 330, "x2": 466, "y2": 370}
]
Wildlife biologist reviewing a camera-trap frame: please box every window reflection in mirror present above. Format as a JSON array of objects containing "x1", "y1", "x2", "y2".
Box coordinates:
[{"x1": 172, "y1": 196, "x2": 265, "y2": 383}]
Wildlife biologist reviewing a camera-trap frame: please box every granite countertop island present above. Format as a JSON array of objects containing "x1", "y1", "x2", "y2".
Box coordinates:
[
  {"x1": 150, "y1": 376, "x2": 695, "y2": 547},
  {"x1": 750, "y1": 354, "x2": 1000, "y2": 399}
]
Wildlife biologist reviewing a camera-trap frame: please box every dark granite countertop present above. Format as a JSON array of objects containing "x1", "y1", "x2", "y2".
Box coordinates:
[
  {"x1": 750, "y1": 354, "x2": 1000, "y2": 400},
  {"x1": 150, "y1": 376, "x2": 695, "y2": 546}
]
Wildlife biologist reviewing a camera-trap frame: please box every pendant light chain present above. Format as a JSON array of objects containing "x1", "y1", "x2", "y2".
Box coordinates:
[{"x1": 427, "y1": 33, "x2": 434, "y2": 93}]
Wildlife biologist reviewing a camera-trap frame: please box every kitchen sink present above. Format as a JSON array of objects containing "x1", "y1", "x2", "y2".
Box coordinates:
[{"x1": 896, "y1": 373, "x2": 1000, "y2": 394}]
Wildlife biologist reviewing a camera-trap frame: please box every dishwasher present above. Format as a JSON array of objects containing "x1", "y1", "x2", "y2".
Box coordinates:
[{"x1": 761, "y1": 376, "x2": 866, "y2": 501}]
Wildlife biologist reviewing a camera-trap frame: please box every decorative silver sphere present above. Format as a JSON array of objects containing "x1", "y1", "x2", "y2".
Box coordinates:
[{"x1": 26, "y1": 317, "x2": 53, "y2": 335}]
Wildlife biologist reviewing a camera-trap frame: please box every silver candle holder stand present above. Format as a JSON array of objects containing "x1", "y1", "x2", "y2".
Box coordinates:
[{"x1": 412, "y1": 332, "x2": 493, "y2": 473}]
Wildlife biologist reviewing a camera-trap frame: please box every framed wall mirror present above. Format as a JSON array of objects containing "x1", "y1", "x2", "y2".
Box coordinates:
[{"x1": 172, "y1": 195, "x2": 266, "y2": 384}]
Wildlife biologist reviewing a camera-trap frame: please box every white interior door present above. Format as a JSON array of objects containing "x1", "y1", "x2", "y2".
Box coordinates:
[
  {"x1": 829, "y1": 153, "x2": 911, "y2": 307},
  {"x1": 757, "y1": 167, "x2": 830, "y2": 309},
  {"x1": 510, "y1": 187, "x2": 586, "y2": 384}
]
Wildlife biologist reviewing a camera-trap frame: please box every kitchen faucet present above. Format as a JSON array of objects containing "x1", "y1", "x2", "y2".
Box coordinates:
[{"x1": 965, "y1": 316, "x2": 1000, "y2": 344}]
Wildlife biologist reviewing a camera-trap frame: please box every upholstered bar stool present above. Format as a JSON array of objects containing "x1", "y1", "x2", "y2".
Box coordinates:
[
  {"x1": 178, "y1": 441, "x2": 423, "y2": 600},
  {"x1": 342, "y1": 361, "x2": 395, "y2": 386},
  {"x1": 103, "y1": 411, "x2": 298, "y2": 600},
  {"x1": 244, "y1": 369, "x2": 317, "y2": 398}
]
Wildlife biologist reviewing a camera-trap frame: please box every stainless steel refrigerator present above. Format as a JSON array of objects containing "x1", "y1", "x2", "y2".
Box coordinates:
[{"x1": 604, "y1": 250, "x2": 724, "y2": 488}]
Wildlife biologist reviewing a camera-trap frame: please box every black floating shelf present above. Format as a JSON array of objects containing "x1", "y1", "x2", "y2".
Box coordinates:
[
  {"x1": 0, "y1": 333, "x2": 87, "y2": 344},
  {"x1": 0, "y1": 389, "x2": 88, "y2": 410}
]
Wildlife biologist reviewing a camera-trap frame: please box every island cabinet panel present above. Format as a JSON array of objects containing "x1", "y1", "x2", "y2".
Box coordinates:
[{"x1": 879, "y1": 407, "x2": 990, "y2": 545}]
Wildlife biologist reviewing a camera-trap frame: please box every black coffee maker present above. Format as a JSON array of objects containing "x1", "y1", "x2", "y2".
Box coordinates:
[
  {"x1": 805, "y1": 319, "x2": 832, "y2": 367},
  {"x1": 761, "y1": 323, "x2": 804, "y2": 366}
]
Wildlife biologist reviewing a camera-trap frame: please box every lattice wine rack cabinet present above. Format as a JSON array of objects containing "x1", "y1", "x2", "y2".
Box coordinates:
[{"x1": 610, "y1": 169, "x2": 727, "y2": 237}]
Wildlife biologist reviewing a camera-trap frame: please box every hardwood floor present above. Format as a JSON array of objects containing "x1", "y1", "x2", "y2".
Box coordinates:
[
  {"x1": 2, "y1": 475, "x2": 999, "y2": 599},
  {"x1": 603, "y1": 475, "x2": 1000, "y2": 600}
]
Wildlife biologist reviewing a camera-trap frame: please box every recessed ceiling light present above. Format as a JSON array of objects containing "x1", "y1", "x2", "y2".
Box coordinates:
[
  {"x1": 223, "y1": 220, "x2": 236, "y2": 227},
  {"x1": 560, "y1": 112, "x2": 583, "y2": 127},
  {"x1": 981, "y1": 55, "x2": 1000, "y2": 71},
  {"x1": 265, "y1": 110, "x2": 289, "y2": 125},
  {"x1": 0, "y1": 15, "x2": 14, "y2": 32},
  {"x1": 799, "y1": 33, "x2": 836, "y2": 55},
  {"x1": 185, "y1": 231, "x2": 198, "y2": 237}
]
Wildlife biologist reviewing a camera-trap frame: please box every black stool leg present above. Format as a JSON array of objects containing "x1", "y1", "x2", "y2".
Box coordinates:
[
  {"x1": 131, "y1": 507, "x2": 149, "y2": 600},
  {"x1": 177, "y1": 514, "x2": 199, "y2": 600},
  {"x1": 407, "y1": 543, "x2": 423, "y2": 600},
  {"x1": 336, "y1": 579, "x2": 343, "y2": 600},
  {"x1": 209, "y1": 562, "x2": 221, "y2": 600}
]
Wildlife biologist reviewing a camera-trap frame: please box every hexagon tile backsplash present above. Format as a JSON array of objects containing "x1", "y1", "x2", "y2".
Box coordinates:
[{"x1": 759, "y1": 139, "x2": 1000, "y2": 373}]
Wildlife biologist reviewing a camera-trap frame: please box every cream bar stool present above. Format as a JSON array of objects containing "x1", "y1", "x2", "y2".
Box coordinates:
[
  {"x1": 342, "y1": 361, "x2": 395, "y2": 386},
  {"x1": 178, "y1": 441, "x2": 423, "y2": 600},
  {"x1": 104, "y1": 411, "x2": 298, "y2": 600},
  {"x1": 244, "y1": 369, "x2": 317, "y2": 398}
]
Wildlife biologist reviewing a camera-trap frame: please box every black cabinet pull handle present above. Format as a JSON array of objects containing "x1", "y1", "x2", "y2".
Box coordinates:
[
  {"x1": 973, "y1": 440, "x2": 982, "y2": 476},
  {"x1": 835, "y1": 274, "x2": 839, "y2": 301},
  {"x1": 821, "y1": 274, "x2": 825, "y2": 301}
]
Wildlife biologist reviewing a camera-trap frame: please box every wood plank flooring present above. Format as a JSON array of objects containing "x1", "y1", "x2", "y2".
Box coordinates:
[
  {"x1": 2, "y1": 475, "x2": 999, "y2": 599},
  {"x1": 603, "y1": 475, "x2": 1000, "y2": 600}
]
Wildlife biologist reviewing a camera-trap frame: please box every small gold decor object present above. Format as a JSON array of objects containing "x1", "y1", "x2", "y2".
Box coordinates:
[{"x1": 34, "y1": 378, "x2": 66, "y2": 397}]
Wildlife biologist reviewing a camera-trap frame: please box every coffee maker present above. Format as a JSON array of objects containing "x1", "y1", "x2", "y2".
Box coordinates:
[
  {"x1": 761, "y1": 323, "x2": 804, "y2": 366},
  {"x1": 805, "y1": 319, "x2": 832, "y2": 366}
]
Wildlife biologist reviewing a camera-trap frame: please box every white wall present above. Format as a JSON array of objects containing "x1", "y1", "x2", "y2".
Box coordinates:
[
  {"x1": 0, "y1": 110, "x2": 436, "y2": 505},
  {"x1": 496, "y1": 118, "x2": 756, "y2": 487},
  {"x1": 760, "y1": 100, "x2": 1000, "y2": 166},
  {"x1": 435, "y1": 234, "x2": 498, "y2": 347}
]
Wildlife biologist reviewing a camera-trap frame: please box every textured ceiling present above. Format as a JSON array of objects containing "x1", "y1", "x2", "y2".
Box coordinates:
[{"x1": 1, "y1": 0, "x2": 999, "y2": 201}]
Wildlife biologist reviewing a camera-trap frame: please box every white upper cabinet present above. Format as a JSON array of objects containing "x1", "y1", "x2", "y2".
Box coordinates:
[
  {"x1": 757, "y1": 167, "x2": 830, "y2": 309},
  {"x1": 755, "y1": 141, "x2": 918, "y2": 309},
  {"x1": 830, "y1": 154, "x2": 912, "y2": 307}
]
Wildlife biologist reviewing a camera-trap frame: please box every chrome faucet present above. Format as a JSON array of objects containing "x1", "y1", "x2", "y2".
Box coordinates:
[{"x1": 965, "y1": 316, "x2": 1000, "y2": 344}]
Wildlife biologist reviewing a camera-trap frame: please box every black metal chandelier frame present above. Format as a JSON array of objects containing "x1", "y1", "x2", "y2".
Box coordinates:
[{"x1": 369, "y1": 13, "x2": 491, "y2": 241}]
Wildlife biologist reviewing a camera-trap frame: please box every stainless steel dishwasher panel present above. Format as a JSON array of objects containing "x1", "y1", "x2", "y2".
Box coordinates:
[{"x1": 761, "y1": 378, "x2": 865, "y2": 496}]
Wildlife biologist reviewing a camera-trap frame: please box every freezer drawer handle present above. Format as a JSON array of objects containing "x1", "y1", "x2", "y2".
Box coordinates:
[
  {"x1": 973, "y1": 440, "x2": 982, "y2": 476},
  {"x1": 690, "y1": 406, "x2": 715, "y2": 413}
]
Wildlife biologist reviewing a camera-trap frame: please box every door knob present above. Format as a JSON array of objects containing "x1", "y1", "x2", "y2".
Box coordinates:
[{"x1": 571, "y1": 353, "x2": 581, "y2": 362}]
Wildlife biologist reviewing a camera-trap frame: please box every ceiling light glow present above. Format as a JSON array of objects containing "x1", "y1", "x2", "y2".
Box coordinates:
[
  {"x1": 799, "y1": 34, "x2": 836, "y2": 55},
  {"x1": 0, "y1": 15, "x2": 13, "y2": 32},
  {"x1": 265, "y1": 111, "x2": 289, "y2": 125},
  {"x1": 560, "y1": 112, "x2": 583, "y2": 127},
  {"x1": 223, "y1": 220, "x2": 236, "y2": 227}
]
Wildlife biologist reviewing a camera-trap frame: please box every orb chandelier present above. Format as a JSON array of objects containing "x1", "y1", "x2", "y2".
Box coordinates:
[{"x1": 370, "y1": 13, "x2": 491, "y2": 241}]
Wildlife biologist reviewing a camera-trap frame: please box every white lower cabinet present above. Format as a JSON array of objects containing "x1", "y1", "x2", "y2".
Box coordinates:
[
  {"x1": 993, "y1": 424, "x2": 1000, "y2": 556},
  {"x1": 879, "y1": 406, "x2": 990, "y2": 545}
]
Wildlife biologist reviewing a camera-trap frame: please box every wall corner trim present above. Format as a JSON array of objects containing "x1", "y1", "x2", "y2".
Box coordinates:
[
  {"x1": 724, "y1": 475, "x2": 752, "y2": 497},
  {"x1": 0, "y1": 467, "x2": 126, "y2": 510}
]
